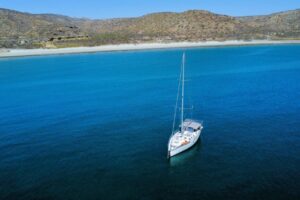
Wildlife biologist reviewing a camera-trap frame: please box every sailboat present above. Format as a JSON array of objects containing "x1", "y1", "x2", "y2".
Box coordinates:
[{"x1": 168, "y1": 53, "x2": 203, "y2": 158}]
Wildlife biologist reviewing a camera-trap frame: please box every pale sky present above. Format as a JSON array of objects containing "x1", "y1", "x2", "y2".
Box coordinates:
[{"x1": 1, "y1": 0, "x2": 300, "y2": 19}]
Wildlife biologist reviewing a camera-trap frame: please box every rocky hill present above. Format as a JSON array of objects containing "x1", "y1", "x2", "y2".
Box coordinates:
[
  {"x1": 0, "y1": 8, "x2": 299, "y2": 48},
  {"x1": 238, "y1": 9, "x2": 300, "y2": 39}
]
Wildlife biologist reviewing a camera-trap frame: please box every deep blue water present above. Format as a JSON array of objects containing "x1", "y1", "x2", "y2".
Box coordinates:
[{"x1": 0, "y1": 45, "x2": 300, "y2": 200}]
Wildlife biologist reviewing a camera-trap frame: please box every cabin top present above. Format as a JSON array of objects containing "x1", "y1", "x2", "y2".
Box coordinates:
[{"x1": 182, "y1": 119, "x2": 202, "y2": 130}]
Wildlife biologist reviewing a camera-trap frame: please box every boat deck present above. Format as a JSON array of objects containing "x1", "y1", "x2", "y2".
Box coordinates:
[
  {"x1": 169, "y1": 119, "x2": 203, "y2": 151},
  {"x1": 170, "y1": 130, "x2": 196, "y2": 150}
]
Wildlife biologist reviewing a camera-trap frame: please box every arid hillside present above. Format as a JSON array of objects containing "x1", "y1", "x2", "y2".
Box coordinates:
[{"x1": 0, "y1": 8, "x2": 299, "y2": 48}]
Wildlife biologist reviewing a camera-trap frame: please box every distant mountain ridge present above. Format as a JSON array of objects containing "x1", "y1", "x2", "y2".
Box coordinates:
[{"x1": 0, "y1": 8, "x2": 299, "y2": 48}]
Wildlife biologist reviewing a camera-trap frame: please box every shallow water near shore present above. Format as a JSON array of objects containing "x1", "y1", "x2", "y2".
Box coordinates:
[{"x1": 0, "y1": 45, "x2": 300, "y2": 200}]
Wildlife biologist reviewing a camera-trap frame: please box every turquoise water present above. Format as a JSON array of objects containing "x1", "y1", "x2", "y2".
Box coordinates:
[{"x1": 0, "y1": 45, "x2": 300, "y2": 200}]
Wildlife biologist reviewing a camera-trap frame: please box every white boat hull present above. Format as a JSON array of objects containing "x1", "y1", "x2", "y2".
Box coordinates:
[{"x1": 168, "y1": 127, "x2": 202, "y2": 157}]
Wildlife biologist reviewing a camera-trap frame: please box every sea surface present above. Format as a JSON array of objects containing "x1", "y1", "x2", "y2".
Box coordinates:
[{"x1": 0, "y1": 45, "x2": 300, "y2": 200}]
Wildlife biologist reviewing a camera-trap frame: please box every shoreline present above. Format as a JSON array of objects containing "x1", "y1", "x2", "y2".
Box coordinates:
[{"x1": 1, "y1": 40, "x2": 300, "y2": 58}]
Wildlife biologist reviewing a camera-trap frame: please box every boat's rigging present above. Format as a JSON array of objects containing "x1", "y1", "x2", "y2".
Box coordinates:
[
  {"x1": 171, "y1": 54, "x2": 183, "y2": 136},
  {"x1": 181, "y1": 53, "x2": 185, "y2": 133},
  {"x1": 172, "y1": 53, "x2": 195, "y2": 135}
]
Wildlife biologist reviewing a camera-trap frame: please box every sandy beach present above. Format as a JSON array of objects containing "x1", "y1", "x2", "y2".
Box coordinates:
[{"x1": 1, "y1": 40, "x2": 300, "y2": 58}]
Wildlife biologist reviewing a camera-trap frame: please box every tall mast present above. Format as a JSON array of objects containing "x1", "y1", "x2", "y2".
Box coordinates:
[{"x1": 181, "y1": 53, "x2": 185, "y2": 133}]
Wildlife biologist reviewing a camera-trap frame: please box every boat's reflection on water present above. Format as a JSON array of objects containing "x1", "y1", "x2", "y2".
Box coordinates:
[{"x1": 168, "y1": 140, "x2": 202, "y2": 166}]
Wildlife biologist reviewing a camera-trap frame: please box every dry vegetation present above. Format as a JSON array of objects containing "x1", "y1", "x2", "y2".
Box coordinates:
[{"x1": 0, "y1": 8, "x2": 299, "y2": 48}]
